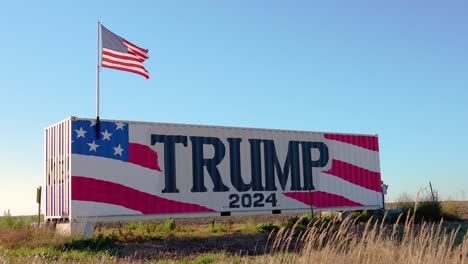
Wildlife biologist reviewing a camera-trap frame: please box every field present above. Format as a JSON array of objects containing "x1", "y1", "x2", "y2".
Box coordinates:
[{"x1": 0, "y1": 201, "x2": 467, "y2": 263}]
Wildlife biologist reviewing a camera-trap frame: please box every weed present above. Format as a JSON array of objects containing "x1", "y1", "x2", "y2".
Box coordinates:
[
  {"x1": 206, "y1": 222, "x2": 228, "y2": 233},
  {"x1": 257, "y1": 223, "x2": 280, "y2": 233},
  {"x1": 162, "y1": 219, "x2": 177, "y2": 232}
]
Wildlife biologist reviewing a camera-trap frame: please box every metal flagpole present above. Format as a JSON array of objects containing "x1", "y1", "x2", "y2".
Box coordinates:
[{"x1": 96, "y1": 21, "x2": 101, "y2": 139}]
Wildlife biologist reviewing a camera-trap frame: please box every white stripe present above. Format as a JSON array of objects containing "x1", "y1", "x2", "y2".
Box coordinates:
[
  {"x1": 102, "y1": 55, "x2": 146, "y2": 70},
  {"x1": 102, "y1": 53, "x2": 143, "y2": 66},
  {"x1": 123, "y1": 40, "x2": 147, "y2": 53},
  {"x1": 102, "y1": 48, "x2": 142, "y2": 62},
  {"x1": 102, "y1": 61, "x2": 149, "y2": 76},
  {"x1": 317, "y1": 172, "x2": 382, "y2": 206},
  {"x1": 123, "y1": 41, "x2": 149, "y2": 58},
  {"x1": 71, "y1": 155, "x2": 309, "y2": 215},
  {"x1": 127, "y1": 47, "x2": 149, "y2": 60},
  {"x1": 129, "y1": 124, "x2": 153, "y2": 145},
  {"x1": 327, "y1": 140, "x2": 380, "y2": 172},
  {"x1": 71, "y1": 154, "x2": 381, "y2": 216},
  {"x1": 72, "y1": 154, "x2": 162, "y2": 195},
  {"x1": 102, "y1": 54, "x2": 143, "y2": 66},
  {"x1": 72, "y1": 201, "x2": 141, "y2": 217}
]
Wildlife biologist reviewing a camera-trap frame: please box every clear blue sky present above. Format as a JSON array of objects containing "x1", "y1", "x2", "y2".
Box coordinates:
[{"x1": 0, "y1": 1, "x2": 466, "y2": 215}]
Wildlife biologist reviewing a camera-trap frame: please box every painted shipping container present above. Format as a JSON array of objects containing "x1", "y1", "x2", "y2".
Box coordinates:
[{"x1": 45, "y1": 117, "x2": 383, "y2": 222}]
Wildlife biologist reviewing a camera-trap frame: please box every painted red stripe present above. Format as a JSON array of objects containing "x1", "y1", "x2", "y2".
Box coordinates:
[
  {"x1": 324, "y1": 134, "x2": 379, "y2": 151},
  {"x1": 102, "y1": 56, "x2": 147, "y2": 71},
  {"x1": 71, "y1": 176, "x2": 215, "y2": 214},
  {"x1": 283, "y1": 191, "x2": 363, "y2": 208},
  {"x1": 324, "y1": 159, "x2": 382, "y2": 192},
  {"x1": 102, "y1": 64, "x2": 150, "y2": 79},
  {"x1": 129, "y1": 143, "x2": 161, "y2": 171},
  {"x1": 102, "y1": 50, "x2": 144, "y2": 62}
]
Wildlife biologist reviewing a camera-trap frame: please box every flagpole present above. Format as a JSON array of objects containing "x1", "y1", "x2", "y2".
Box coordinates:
[{"x1": 96, "y1": 21, "x2": 101, "y2": 139}]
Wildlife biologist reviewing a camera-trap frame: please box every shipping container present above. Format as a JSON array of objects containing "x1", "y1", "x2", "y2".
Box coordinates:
[{"x1": 45, "y1": 117, "x2": 383, "y2": 223}]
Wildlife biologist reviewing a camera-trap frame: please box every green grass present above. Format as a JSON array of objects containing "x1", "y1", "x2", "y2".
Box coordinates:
[
  {"x1": 147, "y1": 252, "x2": 238, "y2": 264},
  {"x1": 0, "y1": 210, "x2": 41, "y2": 230},
  {"x1": 205, "y1": 222, "x2": 229, "y2": 233}
]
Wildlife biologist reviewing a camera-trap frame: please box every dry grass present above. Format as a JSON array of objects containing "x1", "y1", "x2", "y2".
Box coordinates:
[
  {"x1": 1, "y1": 214, "x2": 467, "y2": 263},
  {"x1": 250, "y1": 214, "x2": 468, "y2": 264}
]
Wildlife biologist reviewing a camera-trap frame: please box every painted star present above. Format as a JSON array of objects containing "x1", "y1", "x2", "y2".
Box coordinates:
[
  {"x1": 75, "y1": 127, "x2": 87, "y2": 138},
  {"x1": 101, "y1": 129, "x2": 112, "y2": 141},
  {"x1": 115, "y1": 122, "x2": 126, "y2": 130},
  {"x1": 113, "y1": 144, "x2": 124, "y2": 156},
  {"x1": 89, "y1": 120, "x2": 96, "y2": 127},
  {"x1": 87, "y1": 141, "x2": 100, "y2": 152}
]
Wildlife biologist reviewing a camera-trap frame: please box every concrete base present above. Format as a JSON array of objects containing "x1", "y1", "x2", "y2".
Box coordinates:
[{"x1": 56, "y1": 221, "x2": 95, "y2": 237}]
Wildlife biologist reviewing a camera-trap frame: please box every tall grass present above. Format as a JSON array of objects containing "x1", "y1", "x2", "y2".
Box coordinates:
[
  {"x1": 259, "y1": 214, "x2": 467, "y2": 264},
  {"x1": 1, "y1": 213, "x2": 467, "y2": 263}
]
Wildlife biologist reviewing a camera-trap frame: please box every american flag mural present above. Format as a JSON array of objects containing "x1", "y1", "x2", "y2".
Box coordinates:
[{"x1": 45, "y1": 117, "x2": 383, "y2": 221}]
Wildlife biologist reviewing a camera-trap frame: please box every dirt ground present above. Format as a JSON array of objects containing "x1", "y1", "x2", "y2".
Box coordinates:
[{"x1": 118, "y1": 232, "x2": 272, "y2": 261}]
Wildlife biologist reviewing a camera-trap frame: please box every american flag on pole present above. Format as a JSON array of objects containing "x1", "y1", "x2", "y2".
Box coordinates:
[{"x1": 101, "y1": 25, "x2": 150, "y2": 79}]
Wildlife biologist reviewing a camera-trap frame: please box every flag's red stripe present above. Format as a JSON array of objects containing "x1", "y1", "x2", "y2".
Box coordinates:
[
  {"x1": 102, "y1": 50, "x2": 144, "y2": 63},
  {"x1": 102, "y1": 57, "x2": 147, "y2": 71},
  {"x1": 122, "y1": 39, "x2": 148, "y2": 53},
  {"x1": 72, "y1": 176, "x2": 215, "y2": 214},
  {"x1": 324, "y1": 134, "x2": 379, "y2": 151},
  {"x1": 324, "y1": 159, "x2": 382, "y2": 192},
  {"x1": 123, "y1": 39, "x2": 149, "y2": 56},
  {"x1": 101, "y1": 60, "x2": 148, "y2": 74},
  {"x1": 126, "y1": 46, "x2": 149, "y2": 60},
  {"x1": 102, "y1": 64, "x2": 150, "y2": 79},
  {"x1": 283, "y1": 191, "x2": 363, "y2": 208},
  {"x1": 127, "y1": 49, "x2": 148, "y2": 61},
  {"x1": 129, "y1": 143, "x2": 161, "y2": 171}
]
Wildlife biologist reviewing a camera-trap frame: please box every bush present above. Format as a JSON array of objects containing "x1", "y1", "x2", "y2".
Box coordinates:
[
  {"x1": 281, "y1": 216, "x2": 300, "y2": 229},
  {"x1": 0, "y1": 210, "x2": 33, "y2": 230},
  {"x1": 394, "y1": 192, "x2": 443, "y2": 222},
  {"x1": 415, "y1": 201, "x2": 441, "y2": 222},
  {"x1": 280, "y1": 214, "x2": 336, "y2": 232},
  {"x1": 441, "y1": 201, "x2": 461, "y2": 220},
  {"x1": 351, "y1": 210, "x2": 372, "y2": 222}
]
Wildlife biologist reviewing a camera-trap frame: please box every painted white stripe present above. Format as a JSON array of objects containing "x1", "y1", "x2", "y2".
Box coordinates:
[
  {"x1": 327, "y1": 140, "x2": 380, "y2": 172},
  {"x1": 129, "y1": 124, "x2": 153, "y2": 145},
  {"x1": 317, "y1": 172, "x2": 382, "y2": 206},
  {"x1": 71, "y1": 154, "x2": 381, "y2": 216},
  {"x1": 72, "y1": 201, "x2": 141, "y2": 217},
  {"x1": 72, "y1": 154, "x2": 162, "y2": 195}
]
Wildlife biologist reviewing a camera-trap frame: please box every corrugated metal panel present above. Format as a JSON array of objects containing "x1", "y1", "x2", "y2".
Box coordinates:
[
  {"x1": 60, "y1": 117, "x2": 383, "y2": 221},
  {"x1": 45, "y1": 118, "x2": 71, "y2": 221}
]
